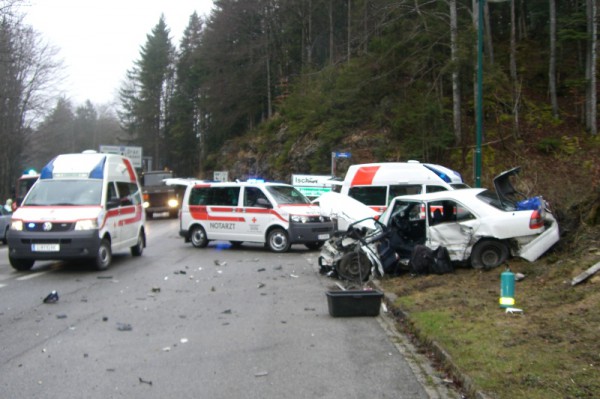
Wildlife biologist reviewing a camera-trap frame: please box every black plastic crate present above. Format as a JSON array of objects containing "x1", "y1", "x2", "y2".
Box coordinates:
[{"x1": 326, "y1": 290, "x2": 383, "y2": 317}]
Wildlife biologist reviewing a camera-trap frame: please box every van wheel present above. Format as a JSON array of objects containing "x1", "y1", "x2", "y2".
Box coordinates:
[
  {"x1": 131, "y1": 231, "x2": 145, "y2": 256},
  {"x1": 471, "y1": 239, "x2": 508, "y2": 269},
  {"x1": 95, "y1": 239, "x2": 112, "y2": 271},
  {"x1": 267, "y1": 228, "x2": 291, "y2": 252},
  {"x1": 9, "y1": 256, "x2": 34, "y2": 271},
  {"x1": 338, "y1": 252, "x2": 371, "y2": 282},
  {"x1": 305, "y1": 241, "x2": 324, "y2": 250},
  {"x1": 267, "y1": 228, "x2": 292, "y2": 252},
  {"x1": 190, "y1": 226, "x2": 208, "y2": 248}
]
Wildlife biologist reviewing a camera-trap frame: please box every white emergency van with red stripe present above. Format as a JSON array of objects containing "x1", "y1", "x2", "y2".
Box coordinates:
[
  {"x1": 179, "y1": 181, "x2": 335, "y2": 252},
  {"x1": 7, "y1": 151, "x2": 146, "y2": 271},
  {"x1": 340, "y1": 161, "x2": 467, "y2": 213}
]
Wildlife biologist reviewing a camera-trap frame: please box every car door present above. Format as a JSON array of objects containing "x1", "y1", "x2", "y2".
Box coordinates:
[
  {"x1": 239, "y1": 186, "x2": 273, "y2": 241},
  {"x1": 426, "y1": 200, "x2": 480, "y2": 261},
  {"x1": 204, "y1": 186, "x2": 244, "y2": 241},
  {"x1": 115, "y1": 181, "x2": 140, "y2": 246}
]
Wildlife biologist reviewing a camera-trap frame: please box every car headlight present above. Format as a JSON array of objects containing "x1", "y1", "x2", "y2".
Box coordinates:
[
  {"x1": 168, "y1": 199, "x2": 179, "y2": 208},
  {"x1": 143, "y1": 201, "x2": 150, "y2": 208},
  {"x1": 291, "y1": 215, "x2": 309, "y2": 223},
  {"x1": 75, "y1": 219, "x2": 98, "y2": 230},
  {"x1": 10, "y1": 220, "x2": 23, "y2": 231}
]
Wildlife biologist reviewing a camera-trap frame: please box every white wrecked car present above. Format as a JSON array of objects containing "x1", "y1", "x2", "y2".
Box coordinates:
[{"x1": 318, "y1": 167, "x2": 560, "y2": 277}]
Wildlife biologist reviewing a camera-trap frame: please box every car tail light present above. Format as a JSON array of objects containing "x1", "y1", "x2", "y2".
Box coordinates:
[{"x1": 529, "y1": 209, "x2": 544, "y2": 229}]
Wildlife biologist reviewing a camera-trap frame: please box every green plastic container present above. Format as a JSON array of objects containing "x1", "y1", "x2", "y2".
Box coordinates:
[{"x1": 500, "y1": 268, "x2": 515, "y2": 308}]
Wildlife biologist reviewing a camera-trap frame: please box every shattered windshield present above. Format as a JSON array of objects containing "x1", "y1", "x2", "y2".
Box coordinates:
[
  {"x1": 24, "y1": 180, "x2": 103, "y2": 206},
  {"x1": 266, "y1": 185, "x2": 310, "y2": 204}
]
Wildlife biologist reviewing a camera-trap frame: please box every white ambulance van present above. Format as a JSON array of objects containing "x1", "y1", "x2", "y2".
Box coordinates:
[
  {"x1": 179, "y1": 181, "x2": 335, "y2": 252},
  {"x1": 7, "y1": 151, "x2": 146, "y2": 271},
  {"x1": 340, "y1": 161, "x2": 467, "y2": 213}
]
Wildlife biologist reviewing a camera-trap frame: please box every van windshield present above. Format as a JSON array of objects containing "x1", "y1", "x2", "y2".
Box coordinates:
[
  {"x1": 24, "y1": 180, "x2": 103, "y2": 206},
  {"x1": 266, "y1": 185, "x2": 310, "y2": 205}
]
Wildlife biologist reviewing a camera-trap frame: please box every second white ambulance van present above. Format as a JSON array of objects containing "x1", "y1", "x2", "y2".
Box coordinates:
[
  {"x1": 340, "y1": 161, "x2": 467, "y2": 213},
  {"x1": 179, "y1": 181, "x2": 335, "y2": 252},
  {"x1": 7, "y1": 151, "x2": 146, "y2": 271}
]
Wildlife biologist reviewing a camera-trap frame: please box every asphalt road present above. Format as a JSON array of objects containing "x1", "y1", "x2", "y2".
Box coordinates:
[{"x1": 0, "y1": 217, "x2": 456, "y2": 398}]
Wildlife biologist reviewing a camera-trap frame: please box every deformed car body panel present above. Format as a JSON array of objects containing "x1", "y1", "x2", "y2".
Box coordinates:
[
  {"x1": 320, "y1": 167, "x2": 560, "y2": 270},
  {"x1": 314, "y1": 191, "x2": 378, "y2": 231},
  {"x1": 518, "y1": 213, "x2": 560, "y2": 261}
]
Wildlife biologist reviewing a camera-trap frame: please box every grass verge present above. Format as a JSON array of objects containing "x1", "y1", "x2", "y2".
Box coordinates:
[{"x1": 380, "y1": 245, "x2": 600, "y2": 399}]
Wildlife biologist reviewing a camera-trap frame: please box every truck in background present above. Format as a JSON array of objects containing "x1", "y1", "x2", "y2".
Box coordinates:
[{"x1": 141, "y1": 170, "x2": 181, "y2": 219}]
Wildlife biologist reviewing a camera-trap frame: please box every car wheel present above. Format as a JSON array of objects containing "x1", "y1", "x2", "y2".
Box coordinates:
[
  {"x1": 131, "y1": 231, "x2": 145, "y2": 256},
  {"x1": 267, "y1": 228, "x2": 291, "y2": 252},
  {"x1": 305, "y1": 241, "x2": 324, "y2": 250},
  {"x1": 190, "y1": 226, "x2": 208, "y2": 248},
  {"x1": 337, "y1": 252, "x2": 371, "y2": 281},
  {"x1": 9, "y1": 256, "x2": 34, "y2": 271},
  {"x1": 471, "y1": 240, "x2": 509, "y2": 269},
  {"x1": 95, "y1": 238, "x2": 112, "y2": 271}
]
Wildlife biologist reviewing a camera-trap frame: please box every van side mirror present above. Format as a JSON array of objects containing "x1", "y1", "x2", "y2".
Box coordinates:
[
  {"x1": 256, "y1": 198, "x2": 272, "y2": 208},
  {"x1": 107, "y1": 198, "x2": 120, "y2": 209}
]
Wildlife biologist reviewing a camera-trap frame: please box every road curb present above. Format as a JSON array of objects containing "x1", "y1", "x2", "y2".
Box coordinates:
[{"x1": 373, "y1": 282, "x2": 493, "y2": 399}]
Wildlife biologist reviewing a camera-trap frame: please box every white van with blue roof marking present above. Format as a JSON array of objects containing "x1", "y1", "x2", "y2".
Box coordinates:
[
  {"x1": 7, "y1": 151, "x2": 146, "y2": 271},
  {"x1": 340, "y1": 161, "x2": 468, "y2": 214}
]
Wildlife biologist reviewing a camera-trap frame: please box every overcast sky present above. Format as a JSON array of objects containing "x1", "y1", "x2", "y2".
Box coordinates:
[{"x1": 22, "y1": 0, "x2": 215, "y2": 106}]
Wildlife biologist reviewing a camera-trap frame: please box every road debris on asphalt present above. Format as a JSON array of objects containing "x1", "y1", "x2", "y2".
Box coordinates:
[
  {"x1": 117, "y1": 322, "x2": 133, "y2": 331},
  {"x1": 138, "y1": 377, "x2": 152, "y2": 386},
  {"x1": 43, "y1": 291, "x2": 59, "y2": 303}
]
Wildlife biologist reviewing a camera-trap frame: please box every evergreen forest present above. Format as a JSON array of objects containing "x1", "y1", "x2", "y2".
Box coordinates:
[{"x1": 1, "y1": 0, "x2": 599, "y2": 223}]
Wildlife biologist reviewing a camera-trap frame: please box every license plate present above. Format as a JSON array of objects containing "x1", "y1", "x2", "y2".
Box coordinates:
[
  {"x1": 32, "y1": 244, "x2": 60, "y2": 252},
  {"x1": 318, "y1": 234, "x2": 330, "y2": 240}
]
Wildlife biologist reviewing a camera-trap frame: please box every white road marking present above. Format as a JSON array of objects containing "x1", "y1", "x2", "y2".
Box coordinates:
[{"x1": 16, "y1": 271, "x2": 49, "y2": 281}]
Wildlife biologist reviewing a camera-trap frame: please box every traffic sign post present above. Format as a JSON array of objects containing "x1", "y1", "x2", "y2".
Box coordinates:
[
  {"x1": 99, "y1": 145, "x2": 143, "y2": 169},
  {"x1": 331, "y1": 151, "x2": 351, "y2": 177}
]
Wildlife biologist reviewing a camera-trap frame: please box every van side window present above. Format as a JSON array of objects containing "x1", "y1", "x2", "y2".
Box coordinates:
[
  {"x1": 117, "y1": 181, "x2": 133, "y2": 206},
  {"x1": 425, "y1": 185, "x2": 448, "y2": 194},
  {"x1": 190, "y1": 187, "x2": 240, "y2": 206},
  {"x1": 190, "y1": 187, "x2": 209, "y2": 205},
  {"x1": 209, "y1": 187, "x2": 240, "y2": 206},
  {"x1": 106, "y1": 182, "x2": 118, "y2": 203},
  {"x1": 389, "y1": 184, "x2": 422, "y2": 199},
  {"x1": 348, "y1": 186, "x2": 386, "y2": 206},
  {"x1": 128, "y1": 183, "x2": 142, "y2": 205},
  {"x1": 244, "y1": 187, "x2": 269, "y2": 207}
]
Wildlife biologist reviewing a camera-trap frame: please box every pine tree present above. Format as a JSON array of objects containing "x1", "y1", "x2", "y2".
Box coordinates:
[
  {"x1": 167, "y1": 12, "x2": 206, "y2": 177},
  {"x1": 119, "y1": 15, "x2": 175, "y2": 170}
]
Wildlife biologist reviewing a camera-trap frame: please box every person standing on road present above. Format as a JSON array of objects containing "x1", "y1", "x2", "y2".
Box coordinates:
[{"x1": 4, "y1": 199, "x2": 13, "y2": 213}]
